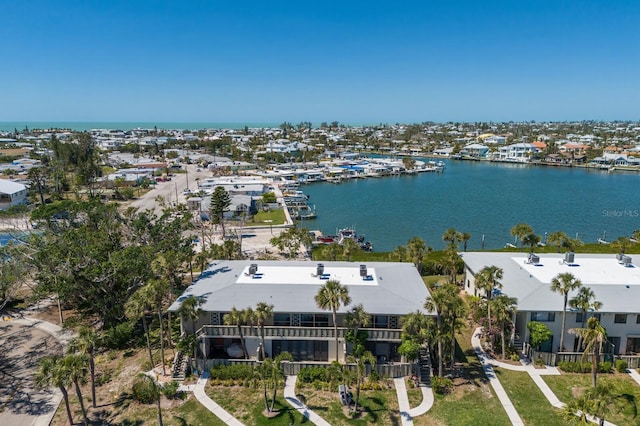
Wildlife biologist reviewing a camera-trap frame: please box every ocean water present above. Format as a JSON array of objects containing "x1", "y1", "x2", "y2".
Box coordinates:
[
  {"x1": 0, "y1": 122, "x2": 281, "y2": 132},
  {"x1": 302, "y1": 160, "x2": 640, "y2": 251}
]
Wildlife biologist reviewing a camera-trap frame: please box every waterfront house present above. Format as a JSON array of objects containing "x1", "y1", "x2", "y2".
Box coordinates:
[
  {"x1": 497, "y1": 143, "x2": 537, "y2": 162},
  {"x1": 169, "y1": 260, "x2": 430, "y2": 370},
  {"x1": 462, "y1": 252, "x2": 640, "y2": 359},
  {"x1": 460, "y1": 143, "x2": 489, "y2": 158},
  {"x1": 0, "y1": 179, "x2": 28, "y2": 209}
]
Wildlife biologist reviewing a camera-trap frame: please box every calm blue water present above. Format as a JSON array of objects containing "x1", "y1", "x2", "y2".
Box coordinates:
[{"x1": 303, "y1": 160, "x2": 640, "y2": 251}]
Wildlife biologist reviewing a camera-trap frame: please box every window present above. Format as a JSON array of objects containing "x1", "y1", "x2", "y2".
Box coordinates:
[
  {"x1": 637, "y1": 314, "x2": 640, "y2": 324},
  {"x1": 300, "y1": 314, "x2": 314, "y2": 327},
  {"x1": 531, "y1": 312, "x2": 555, "y2": 322},
  {"x1": 575, "y1": 312, "x2": 583, "y2": 323},
  {"x1": 315, "y1": 314, "x2": 329, "y2": 327},
  {"x1": 274, "y1": 313, "x2": 290, "y2": 326},
  {"x1": 272, "y1": 340, "x2": 328, "y2": 361},
  {"x1": 614, "y1": 314, "x2": 627, "y2": 324},
  {"x1": 372, "y1": 315, "x2": 389, "y2": 328}
]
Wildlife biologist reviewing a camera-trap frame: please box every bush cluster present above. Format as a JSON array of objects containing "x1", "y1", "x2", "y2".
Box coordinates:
[
  {"x1": 557, "y1": 361, "x2": 612, "y2": 373},
  {"x1": 161, "y1": 380, "x2": 181, "y2": 399},
  {"x1": 431, "y1": 376, "x2": 453, "y2": 395},
  {"x1": 616, "y1": 359, "x2": 628, "y2": 373},
  {"x1": 209, "y1": 364, "x2": 255, "y2": 381},
  {"x1": 131, "y1": 376, "x2": 159, "y2": 404},
  {"x1": 298, "y1": 367, "x2": 329, "y2": 384}
]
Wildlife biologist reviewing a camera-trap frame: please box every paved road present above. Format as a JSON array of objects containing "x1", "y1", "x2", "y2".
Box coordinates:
[
  {"x1": 129, "y1": 164, "x2": 210, "y2": 215},
  {"x1": 0, "y1": 321, "x2": 63, "y2": 426}
]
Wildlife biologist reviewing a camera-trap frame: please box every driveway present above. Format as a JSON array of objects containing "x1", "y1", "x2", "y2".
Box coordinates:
[{"x1": 0, "y1": 321, "x2": 63, "y2": 426}]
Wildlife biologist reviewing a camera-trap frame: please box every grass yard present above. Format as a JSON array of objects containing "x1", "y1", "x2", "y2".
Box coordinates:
[
  {"x1": 209, "y1": 385, "x2": 308, "y2": 425},
  {"x1": 299, "y1": 387, "x2": 401, "y2": 425},
  {"x1": 117, "y1": 396, "x2": 227, "y2": 426},
  {"x1": 543, "y1": 373, "x2": 640, "y2": 425},
  {"x1": 494, "y1": 368, "x2": 565, "y2": 425},
  {"x1": 246, "y1": 209, "x2": 287, "y2": 226}
]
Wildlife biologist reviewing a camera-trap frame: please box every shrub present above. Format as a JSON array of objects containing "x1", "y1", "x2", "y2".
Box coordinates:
[
  {"x1": 161, "y1": 380, "x2": 180, "y2": 399},
  {"x1": 431, "y1": 376, "x2": 453, "y2": 395},
  {"x1": 132, "y1": 375, "x2": 159, "y2": 404},
  {"x1": 557, "y1": 361, "x2": 613, "y2": 374},
  {"x1": 298, "y1": 366, "x2": 328, "y2": 384},
  {"x1": 102, "y1": 321, "x2": 135, "y2": 349},
  {"x1": 598, "y1": 361, "x2": 612, "y2": 373},
  {"x1": 209, "y1": 364, "x2": 254, "y2": 381},
  {"x1": 616, "y1": 359, "x2": 628, "y2": 373},
  {"x1": 510, "y1": 354, "x2": 520, "y2": 362}
]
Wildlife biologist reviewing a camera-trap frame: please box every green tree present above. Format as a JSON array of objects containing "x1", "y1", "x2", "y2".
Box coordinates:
[
  {"x1": 342, "y1": 238, "x2": 360, "y2": 261},
  {"x1": 349, "y1": 350, "x2": 376, "y2": 413},
  {"x1": 315, "y1": 280, "x2": 351, "y2": 362},
  {"x1": 510, "y1": 223, "x2": 534, "y2": 247},
  {"x1": 442, "y1": 228, "x2": 460, "y2": 247},
  {"x1": 460, "y1": 232, "x2": 471, "y2": 252},
  {"x1": 67, "y1": 326, "x2": 100, "y2": 408},
  {"x1": 564, "y1": 382, "x2": 622, "y2": 426},
  {"x1": 527, "y1": 321, "x2": 552, "y2": 349},
  {"x1": 210, "y1": 186, "x2": 231, "y2": 237},
  {"x1": 35, "y1": 355, "x2": 74, "y2": 426},
  {"x1": 254, "y1": 302, "x2": 274, "y2": 360},
  {"x1": 492, "y1": 294, "x2": 518, "y2": 360},
  {"x1": 522, "y1": 233, "x2": 541, "y2": 253},
  {"x1": 407, "y1": 236, "x2": 430, "y2": 274},
  {"x1": 125, "y1": 285, "x2": 156, "y2": 371},
  {"x1": 63, "y1": 353, "x2": 90, "y2": 425},
  {"x1": 547, "y1": 231, "x2": 570, "y2": 252},
  {"x1": 569, "y1": 317, "x2": 607, "y2": 387},
  {"x1": 611, "y1": 236, "x2": 631, "y2": 254},
  {"x1": 474, "y1": 265, "x2": 503, "y2": 342},
  {"x1": 569, "y1": 287, "x2": 602, "y2": 349},
  {"x1": 344, "y1": 303, "x2": 371, "y2": 355},
  {"x1": 390, "y1": 244, "x2": 407, "y2": 262},
  {"x1": 321, "y1": 242, "x2": 342, "y2": 261},
  {"x1": 550, "y1": 272, "x2": 582, "y2": 352},
  {"x1": 270, "y1": 225, "x2": 312, "y2": 258},
  {"x1": 425, "y1": 284, "x2": 457, "y2": 377},
  {"x1": 223, "y1": 307, "x2": 251, "y2": 359}
]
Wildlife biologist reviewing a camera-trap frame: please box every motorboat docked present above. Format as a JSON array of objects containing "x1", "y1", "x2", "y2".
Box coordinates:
[{"x1": 313, "y1": 227, "x2": 374, "y2": 251}]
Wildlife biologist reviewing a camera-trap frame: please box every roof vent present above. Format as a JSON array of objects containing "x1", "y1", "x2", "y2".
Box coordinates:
[
  {"x1": 316, "y1": 263, "x2": 324, "y2": 276},
  {"x1": 360, "y1": 264, "x2": 367, "y2": 277},
  {"x1": 564, "y1": 252, "x2": 575, "y2": 264},
  {"x1": 249, "y1": 264, "x2": 258, "y2": 275}
]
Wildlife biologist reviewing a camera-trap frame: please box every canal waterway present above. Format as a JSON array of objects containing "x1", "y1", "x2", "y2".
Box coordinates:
[{"x1": 302, "y1": 160, "x2": 640, "y2": 252}]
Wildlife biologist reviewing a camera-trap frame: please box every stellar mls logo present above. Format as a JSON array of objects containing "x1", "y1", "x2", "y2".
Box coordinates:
[{"x1": 602, "y1": 209, "x2": 639, "y2": 218}]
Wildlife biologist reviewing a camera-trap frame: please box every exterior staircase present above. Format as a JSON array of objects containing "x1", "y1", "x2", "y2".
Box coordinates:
[
  {"x1": 171, "y1": 352, "x2": 189, "y2": 381},
  {"x1": 418, "y1": 347, "x2": 432, "y2": 386}
]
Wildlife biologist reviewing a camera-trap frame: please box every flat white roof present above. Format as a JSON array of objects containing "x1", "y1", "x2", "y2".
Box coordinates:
[
  {"x1": 515, "y1": 256, "x2": 640, "y2": 286},
  {"x1": 237, "y1": 265, "x2": 378, "y2": 286}
]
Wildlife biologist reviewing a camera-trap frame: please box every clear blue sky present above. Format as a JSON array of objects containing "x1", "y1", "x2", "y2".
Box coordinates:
[{"x1": 1, "y1": 0, "x2": 639, "y2": 124}]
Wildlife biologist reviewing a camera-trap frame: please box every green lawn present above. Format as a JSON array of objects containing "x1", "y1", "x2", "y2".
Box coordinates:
[
  {"x1": 494, "y1": 368, "x2": 565, "y2": 425},
  {"x1": 209, "y1": 385, "x2": 308, "y2": 425},
  {"x1": 116, "y1": 396, "x2": 226, "y2": 426},
  {"x1": 304, "y1": 388, "x2": 401, "y2": 425},
  {"x1": 245, "y1": 209, "x2": 287, "y2": 226},
  {"x1": 543, "y1": 373, "x2": 640, "y2": 425}
]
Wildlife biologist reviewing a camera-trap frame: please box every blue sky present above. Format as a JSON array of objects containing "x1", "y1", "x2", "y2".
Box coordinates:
[{"x1": 1, "y1": 0, "x2": 639, "y2": 124}]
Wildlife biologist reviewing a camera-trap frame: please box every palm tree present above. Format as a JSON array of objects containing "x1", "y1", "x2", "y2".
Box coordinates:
[
  {"x1": 390, "y1": 244, "x2": 407, "y2": 262},
  {"x1": 224, "y1": 307, "x2": 250, "y2": 359},
  {"x1": 342, "y1": 238, "x2": 359, "y2": 261},
  {"x1": 550, "y1": 272, "x2": 582, "y2": 352},
  {"x1": 254, "y1": 302, "x2": 274, "y2": 360},
  {"x1": 460, "y1": 232, "x2": 471, "y2": 252},
  {"x1": 125, "y1": 285, "x2": 155, "y2": 371},
  {"x1": 612, "y1": 236, "x2": 631, "y2": 254},
  {"x1": 267, "y1": 352, "x2": 293, "y2": 413},
  {"x1": 63, "y1": 353, "x2": 90, "y2": 425},
  {"x1": 315, "y1": 280, "x2": 351, "y2": 362},
  {"x1": 510, "y1": 223, "x2": 533, "y2": 247},
  {"x1": 35, "y1": 355, "x2": 74, "y2": 426},
  {"x1": 442, "y1": 228, "x2": 459, "y2": 247},
  {"x1": 425, "y1": 284, "x2": 456, "y2": 377},
  {"x1": 67, "y1": 326, "x2": 99, "y2": 408},
  {"x1": 407, "y1": 236, "x2": 430, "y2": 274},
  {"x1": 522, "y1": 233, "x2": 541, "y2": 253},
  {"x1": 569, "y1": 317, "x2": 607, "y2": 387},
  {"x1": 569, "y1": 287, "x2": 602, "y2": 349},
  {"x1": 547, "y1": 231, "x2": 570, "y2": 252},
  {"x1": 322, "y1": 242, "x2": 342, "y2": 261},
  {"x1": 349, "y1": 350, "x2": 376, "y2": 413},
  {"x1": 492, "y1": 294, "x2": 518, "y2": 360},
  {"x1": 445, "y1": 288, "x2": 467, "y2": 369},
  {"x1": 345, "y1": 303, "x2": 371, "y2": 355},
  {"x1": 177, "y1": 295, "x2": 203, "y2": 363},
  {"x1": 474, "y1": 265, "x2": 503, "y2": 341},
  {"x1": 564, "y1": 382, "x2": 621, "y2": 426}
]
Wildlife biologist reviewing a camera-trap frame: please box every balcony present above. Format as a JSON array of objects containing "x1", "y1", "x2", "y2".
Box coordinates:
[{"x1": 198, "y1": 325, "x2": 401, "y2": 341}]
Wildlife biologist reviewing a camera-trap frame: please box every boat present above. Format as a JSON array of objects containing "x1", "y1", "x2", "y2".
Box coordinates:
[{"x1": 313, "y1": 227, "x2": 374, "y2": 251}]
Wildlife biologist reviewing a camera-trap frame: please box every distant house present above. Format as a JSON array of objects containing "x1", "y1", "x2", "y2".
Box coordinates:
[
  {"x1": 0, "y1": 179, "x2": 28, "y2": 209},
  {"x1": 497, "y1": 143, "x2": 537, "y2": 162},
  {"x1": 460, "y1": 143, "x2": 489, "y2": 158}
]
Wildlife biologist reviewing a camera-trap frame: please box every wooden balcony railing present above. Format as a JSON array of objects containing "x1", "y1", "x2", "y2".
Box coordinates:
[{"x1": 197, "y1": 325, "x2": 401, "y2": 341}]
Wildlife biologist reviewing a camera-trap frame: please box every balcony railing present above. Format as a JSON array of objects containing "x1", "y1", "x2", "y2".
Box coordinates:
[{"x1": 198, "y1": 325, "x2": 401, "y2": 341}]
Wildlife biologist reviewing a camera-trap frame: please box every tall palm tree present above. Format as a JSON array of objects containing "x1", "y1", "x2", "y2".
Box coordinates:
[
  {"x1": 177, "y1": 295, "x2": 203, "y2": 363},
  {"x1": 425, "y1": 284, "x2": 455, "y2": 377},
  {"x1": 345, "y1": 303, "x2": 371, "y2": 355},
  {"x1": 547, "y1": 231, "x2": 569, "y2": 253},
  {"x1": 68, "y1": 326, "x2": 100, "y2": 408},
  {"x1": 322, "y1": 242, "x2": 342, "y2": 261},
  {"x1": 63, "y1": 353, "x2": 90, "y2": 425},
  {"x1": 407, "y1": 236, "x2": 430, "y2": 274},
  {"x1": 550, "y1": 272, "x2": 582, "y2": 352},
  {"x1": 342, "y1": 238, "x2": 360, "y2": 261},
  {"x1": 315, "y1": 280, "x2": 351, "y2": 362},
  {"x1": 224, "y1": 307, "x2": 249, "y2": 359},
  {"x1": 569, "y1": 317, "x2": 607, "y2": 387},
  {"x1": 474, "y1": 265, "x2": 503, "y2": 341},
  {"x1": 349, "y1": 350, "x2": 376, "y2": 413},
  {"x1": 442, "y1": 228, "x2": 459, "y2": 248},
  {"x1": 254, "y1": 302, "x2": 274, "y2": 360},
  {"x1": 35, "y1": 355, "x2": 74, "y2": 426},
  {"x1": 522, "y1": 233, "x2": 541, "y2": 253},
  {"x1": 460, "y1": 232, "x2": 471, "y2": 252},
  {"x1": 445, "y1": 288, "x2": 467, "y2": 368},
  {"x1": 510, "y1": 223, "x2": 533, "y2": 247},
  {"x1": 125, "y1": 285, "x2": 155, "y2": 371},
  {"x1": 492, "y1": 294, "x2": 518, "y2": 360},
  {"x1": 148, "y1": 278, "x2": 169, "y2": 375},
  {"x1": 569, "y1": 287, "x2": 602, "y2": 349},
  {"x1": 390, "y1": 244, "x2": 407, "y2": 262}
]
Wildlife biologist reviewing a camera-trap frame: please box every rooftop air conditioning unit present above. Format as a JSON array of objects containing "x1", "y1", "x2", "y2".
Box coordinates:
[
  {"x1": 530, "y1": 254, "x2": 540, "y2": 264},
  {"x1": 316, "y1": 263, "x2": 324, "y2": 276},
  {"x1": 249, "y1": 264, "x2": 258, "y2": 275},
  {"x1": 623, "y1": 256, "x2": 632, "y2": 267},
  {"x1": 616, "y1": 253, "x2": 625, "y2": 261},
  {"x1": 360, "y1": 264, "x2": 368, "y2": 277},
  {"x1": 564, "y1": 252, "x2": 575, "y2": 263}
]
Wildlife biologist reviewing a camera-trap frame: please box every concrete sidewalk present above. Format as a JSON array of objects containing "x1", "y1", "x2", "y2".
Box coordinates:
[
  {"x1": 393, "y1": 376, "x2": 435, "y2": 426},
  {"x1": 283, "y1": 376, "x2": 331, "y2": 426},
  {"x1": 627, "y1": 368, "x2": 640, "y2": 386},
  {"x1": 191, "y1": 372, "x2": 245, "y2": 426}
]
